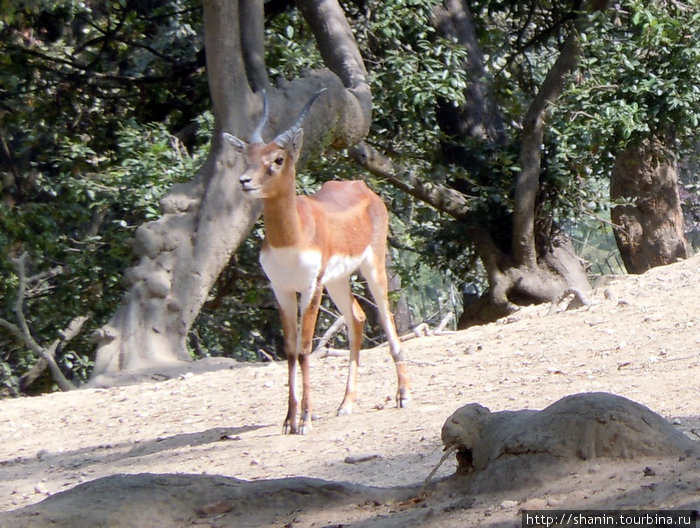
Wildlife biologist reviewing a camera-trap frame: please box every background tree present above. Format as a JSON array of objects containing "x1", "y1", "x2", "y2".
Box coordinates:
[
  {"x1": 1, "y1": 0, "x2": 698, "y2": 394},
  {"x1": 349, "y1": 0, "x2": 698, "y2": 323},
  {"x1": 349, "y1": 0, "x2": 598, "y2": 326},
  {"x1": 551, "y1": 0, "x2": 698, "y2": 273}
]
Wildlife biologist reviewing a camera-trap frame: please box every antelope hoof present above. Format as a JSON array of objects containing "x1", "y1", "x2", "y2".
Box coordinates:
[
  {"x1": 296, "y1": 410, "x2": 312, "y2": 435},
  {"x1": 337, "y1": 403, "x2": 354, "y2": 416},
  {"x1": 298, "y1": 419, "x2": 312, "y2": 435},
  {"x1": 283, "y1": 420, "x2": 297, "y2": 435},
  {"x1": 298, "y1": 422, "x2": 312, "y2": 435},
  {"x1": 397, "y1": 390, "x2": 411, "y2": 409}
]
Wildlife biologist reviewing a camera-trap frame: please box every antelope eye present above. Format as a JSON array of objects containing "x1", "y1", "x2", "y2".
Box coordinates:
[{"x1": 274, "y1": 157, "x2": 284, "y2": 165}]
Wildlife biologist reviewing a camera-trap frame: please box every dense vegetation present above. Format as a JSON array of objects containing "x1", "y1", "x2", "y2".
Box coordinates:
[{"x1": 1, "y1": 0, "x2": 698, "y2": 395}]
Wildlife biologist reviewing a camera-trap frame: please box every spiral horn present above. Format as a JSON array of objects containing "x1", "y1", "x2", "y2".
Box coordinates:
[
  {"x1": 273, "y1": 88, "x2": 327, "y2": 149},
  {"x1": 250, "y1": 89, "x2": 269, "y2": 144}
]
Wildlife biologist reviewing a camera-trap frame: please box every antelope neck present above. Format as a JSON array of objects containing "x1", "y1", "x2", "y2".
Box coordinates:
[{"x1": 261, "y1": 192, "x2": 304, "y2": 249}]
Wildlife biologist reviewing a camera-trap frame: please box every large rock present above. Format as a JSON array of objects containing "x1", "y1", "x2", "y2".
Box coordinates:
[
  {"x1": 442, "y1": 392, "x2": 697, "y2": 492},
  {"x1": 0, "y1": 473, "x2": 400, "y2": 528}
]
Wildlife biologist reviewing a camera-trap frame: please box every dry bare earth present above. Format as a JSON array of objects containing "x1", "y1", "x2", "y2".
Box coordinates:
[{"x1": 0, "y1": 255, "x2": 699, "y2": 528}]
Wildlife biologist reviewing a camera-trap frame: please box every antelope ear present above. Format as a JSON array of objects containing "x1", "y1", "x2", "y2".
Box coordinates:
[
  {"x1": 289, "y1": 128, "x2": 304, "y2": 162},
  {"x1": 223, "y1": 133, "x2": 247, "y2": 153}
]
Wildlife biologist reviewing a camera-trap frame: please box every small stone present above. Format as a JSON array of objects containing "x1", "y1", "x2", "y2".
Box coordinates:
[
  {"x1": 547, "y1": 497, "x2": 562, "y2": 507},
  {"x1": 499, "y1": 500, "x2": 518, "y2": 509},
  {"x1": 34, "y1": 483, "x2": 50, "y2": 495},
  {"x1": 546, "y1": 367, "x2": 566, "y2": 375},
  {"x1": 588, "y1": 463, "x2": 602, "y2": 474},
  {"x1": 344, "y1": 454, "x2": 382, "y2": 465},
  {"x1": 523, "y1": 498, "x2": 548, "y2": 510}
]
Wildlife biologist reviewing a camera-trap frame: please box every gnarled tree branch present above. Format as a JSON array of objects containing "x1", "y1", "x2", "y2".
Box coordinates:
[
  {"x1": 239, "y1": 0, "x2": 268, "y2": 91},
  {"x1": 512, "y1": 29, "x2": 581, "y2": 268},
  {"x1": 295, "y1": 0, "x2": 372, "y2": 146},
  {"x1": 432, "y1": 0, "x2": 505, "y2": 146},
  {"x1": 348, "y1": 141, "x2": 471, "y2": 219},
  {"x1": 0, "y1": 253, "x2": 80, "y2": 391}
]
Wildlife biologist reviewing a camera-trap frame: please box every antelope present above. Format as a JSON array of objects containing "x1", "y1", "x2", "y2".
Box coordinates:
[{"x1": 223, "y1": 90, "x2": 411, "y2": 434}]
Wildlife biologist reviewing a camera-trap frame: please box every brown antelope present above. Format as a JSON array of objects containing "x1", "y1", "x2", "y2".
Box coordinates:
[{"x1": 223, "y1": 90, "x2": 411, "y2": 434}]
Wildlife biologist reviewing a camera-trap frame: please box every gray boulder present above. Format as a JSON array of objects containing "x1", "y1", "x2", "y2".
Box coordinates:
[{"x1": 441, "y1": 392, "x2": 697, "y2": 492}]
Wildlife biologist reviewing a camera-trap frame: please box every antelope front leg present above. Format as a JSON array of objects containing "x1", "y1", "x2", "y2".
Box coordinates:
[
  {"x1": 297, "y1": 354, "x2": 312, "y2": 434},
  {"x1": 284, "y1": 353, "x2": 299, "y2": 434},
  {"x1": 275, "y1": 290, "x2": 301, "y2": 434},
  {"x1": 297, "y1": 282, "x2": 323, "y2": 434}
]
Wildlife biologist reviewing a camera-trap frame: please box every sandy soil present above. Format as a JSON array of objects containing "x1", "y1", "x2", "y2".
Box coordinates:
[{"x1": 0, "y1": 255, "x2": 698, "y2": 527}]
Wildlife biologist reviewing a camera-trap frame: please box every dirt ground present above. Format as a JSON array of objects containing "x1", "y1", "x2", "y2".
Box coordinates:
[{"x1": 0, "y1": 255, "x2": 698, "y2": 527}]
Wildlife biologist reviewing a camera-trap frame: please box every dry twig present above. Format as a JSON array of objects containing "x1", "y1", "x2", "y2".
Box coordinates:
[{"x1": 0, "y1": 253, "x2": 87, "y2": 391}]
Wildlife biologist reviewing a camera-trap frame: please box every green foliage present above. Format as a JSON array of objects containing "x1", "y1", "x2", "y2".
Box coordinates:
[
  {"x1": 0, "y1": 0, "x2": 207, "y2": 170},
  {"x1": 265, "y1": 9, "x2": 322, "y2": 80},
  {"x1": 358, "y1": 0, "x2": 469, "y2": 155},
  {"x1": 569, "y1": 2, "x2": 700, "y2": 149},
  {"x1": 3, "y1": 0, "x2": 700, "y2": 394},
  {"x1": 544, "y1": 1, "x2": 700, "y2": 228},
  {"x1": 0, "y1": 118, "x2": 211, "y2": 394},
  {"x1": 0, "y1": 0, "x2": 212, "y2": 393}
]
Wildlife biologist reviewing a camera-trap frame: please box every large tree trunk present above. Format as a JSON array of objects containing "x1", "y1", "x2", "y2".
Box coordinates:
[
  {"x1": 90, "y1": 0, "x2": 371, "y2": 385},
  {"x1": 611, "y1": 139, "x2": 689, "y2": 274}
]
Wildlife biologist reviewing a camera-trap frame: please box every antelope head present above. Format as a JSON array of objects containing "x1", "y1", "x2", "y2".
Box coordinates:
[{"x1": 223, "y1": 89, "x2": 326, "y2": 199}]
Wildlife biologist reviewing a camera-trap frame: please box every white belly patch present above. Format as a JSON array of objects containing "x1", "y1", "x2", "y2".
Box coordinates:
[
  {"x1": 260, "y1": 246, "x2": 372, "y2": 292},
  {"x1": 321, "y1": 246, "x2": 373, "y2": 284},
  {"x1": 260, "y1": 247, "x2": 322, "y2": 292}
]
